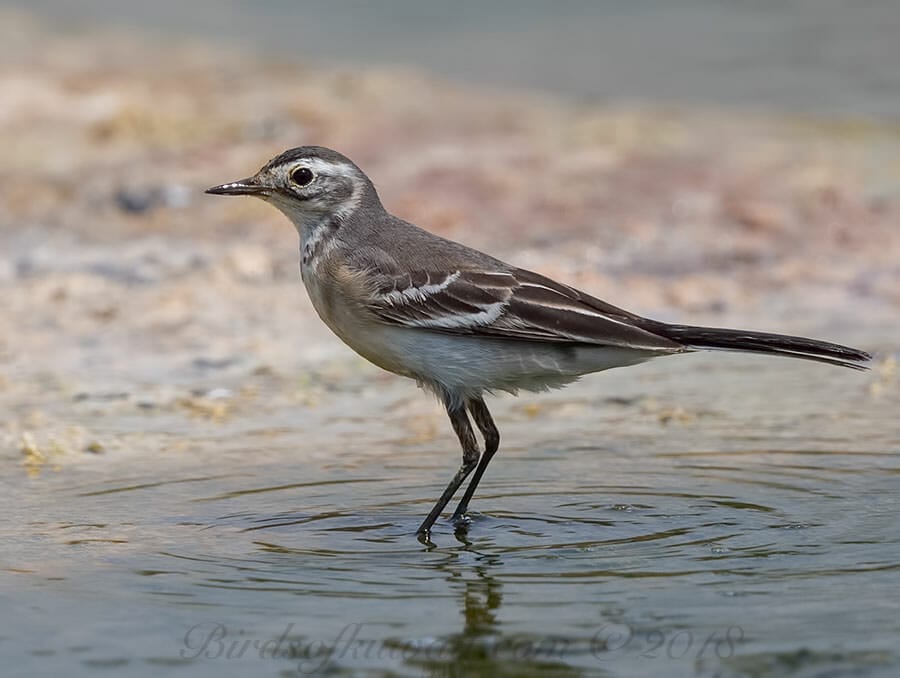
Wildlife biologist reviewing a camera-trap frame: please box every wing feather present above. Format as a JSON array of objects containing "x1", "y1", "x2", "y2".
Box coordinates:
[{"x1": 362, "y1": 266, "x2": 681, "y2": 352}]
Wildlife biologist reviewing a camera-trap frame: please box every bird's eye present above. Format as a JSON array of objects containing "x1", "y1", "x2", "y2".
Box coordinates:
[{"x1": 290, "y1": 166, "x2": 314, "y2": 187}]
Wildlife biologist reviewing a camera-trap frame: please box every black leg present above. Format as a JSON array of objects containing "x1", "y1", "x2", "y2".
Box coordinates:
[
  {"x1": 451, "y1": 397, "x2": 500, "y2": 522},
  {"x1": 416, "y1": 396, "x2": 481, "y2": 538}
]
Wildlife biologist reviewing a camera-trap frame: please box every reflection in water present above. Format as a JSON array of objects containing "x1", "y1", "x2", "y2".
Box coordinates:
[
  {"x1": 405, "y1": 545, "x2": 583, "y2": 677},
  {"x1": 2, "y1": 355, "x2": 899, "y2": 676}
]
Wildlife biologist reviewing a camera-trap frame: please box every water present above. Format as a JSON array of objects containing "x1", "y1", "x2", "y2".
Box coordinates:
[
  {"x1": 10, "y1": 0, "x2": 900, "y2": 118},
  {"x1": 3, "y1": 352, "x2": 899, "y2": 676}
]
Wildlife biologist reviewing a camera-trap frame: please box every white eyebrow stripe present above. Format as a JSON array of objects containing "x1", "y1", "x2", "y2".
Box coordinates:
[
  {"x1": 299, "y1": 157, "x2": 359, "y2": 177},
  {"x1": 381, "y1": 271, "x2": 462, "y2": 306}
]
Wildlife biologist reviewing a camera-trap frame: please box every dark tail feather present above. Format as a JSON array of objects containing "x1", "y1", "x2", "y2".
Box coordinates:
[{"x1": 644, "y1": 323, "x2": 872, "y2": 371}]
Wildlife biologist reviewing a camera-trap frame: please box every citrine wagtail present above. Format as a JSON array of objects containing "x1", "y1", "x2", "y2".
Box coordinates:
[{"x1": 207, "y1": 146, "x2": 871, "y2": 541}]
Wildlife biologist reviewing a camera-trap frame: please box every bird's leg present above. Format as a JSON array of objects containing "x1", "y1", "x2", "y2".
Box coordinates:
[
  {"x1": 451, "y1": 397, "x2": 500, "y2": 523},
  {"x1": 416, "y1": 397, "x2": 481, "y2": 538}
]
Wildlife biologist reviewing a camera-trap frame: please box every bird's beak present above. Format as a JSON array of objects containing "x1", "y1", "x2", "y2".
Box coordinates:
[{"x1": 205, "y1": 177, "x2": 265, "y2": 196}]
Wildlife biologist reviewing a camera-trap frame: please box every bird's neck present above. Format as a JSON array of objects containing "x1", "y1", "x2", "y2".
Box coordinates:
[{"x1": 299, "y1": 214, "x2": 342, "y2": 268}]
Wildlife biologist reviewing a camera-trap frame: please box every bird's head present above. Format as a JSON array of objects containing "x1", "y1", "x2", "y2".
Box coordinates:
[{"x1": 206, "y1": 146, "x2": 378, "y2": 230}]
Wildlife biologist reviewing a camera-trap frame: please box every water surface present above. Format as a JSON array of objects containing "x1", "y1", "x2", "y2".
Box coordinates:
[
  {"x1": 10, "y1": 0, "x2": 900, "y2": 117},
  {"x1": 3, "y1": 352, "x2": 898, "y2": 676}
]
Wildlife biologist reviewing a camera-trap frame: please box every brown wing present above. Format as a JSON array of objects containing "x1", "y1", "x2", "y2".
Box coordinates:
[{"x1": 363, "y1": 266, "x2": 682, "y2": 352}]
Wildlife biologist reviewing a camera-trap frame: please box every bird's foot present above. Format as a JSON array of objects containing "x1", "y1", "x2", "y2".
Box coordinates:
[
  {"x1": 415, "y1": 528, "x2": 436, "y2": 548},
  {"x1": 450, "y1": 511, "x2": 473, "y2": 528}
]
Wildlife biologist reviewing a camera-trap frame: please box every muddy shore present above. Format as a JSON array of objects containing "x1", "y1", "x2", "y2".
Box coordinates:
[{"x1": 1, "y1": 11, "x2": 897, "y2": 470}]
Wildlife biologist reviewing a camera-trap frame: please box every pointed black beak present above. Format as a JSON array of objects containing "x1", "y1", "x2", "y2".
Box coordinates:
[{"x1": 205, "y1": 177, "x2": 264, "y2": 196}]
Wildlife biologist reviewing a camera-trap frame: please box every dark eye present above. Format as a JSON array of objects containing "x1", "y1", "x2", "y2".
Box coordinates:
[{"x1": 290, "y1": 166, "x2": 314, "y2": 187}]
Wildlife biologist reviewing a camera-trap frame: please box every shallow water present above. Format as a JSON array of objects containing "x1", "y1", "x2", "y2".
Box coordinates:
[
  {"x1": 11, "y1": 0, "x2": 900, "y2": 117},
  {"x1": 3, "y1": 350, "x2": 899, "y2": 677}
]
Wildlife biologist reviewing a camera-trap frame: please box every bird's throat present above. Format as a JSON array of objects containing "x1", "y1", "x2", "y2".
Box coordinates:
[{"x1": 300, "y1": 216, "x2": 341, "y2": 268}]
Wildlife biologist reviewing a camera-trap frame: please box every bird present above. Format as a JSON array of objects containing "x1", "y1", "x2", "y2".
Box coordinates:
[{"x1": 207, "y1": 145, "x2": 871, "y2": 541}]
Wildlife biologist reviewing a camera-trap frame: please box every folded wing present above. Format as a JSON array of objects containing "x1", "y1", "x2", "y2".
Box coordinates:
[{"x1": 364, "y1": 266, "x2": 683, "y2": 353}]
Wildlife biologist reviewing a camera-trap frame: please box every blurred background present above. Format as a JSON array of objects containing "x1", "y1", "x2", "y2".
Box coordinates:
[
  {"x1": 14, "y1": 0, "x2": 900, "y2": 116},
  {"x1": 2, "y1": 3, "x2": 899, "y2": 678}
]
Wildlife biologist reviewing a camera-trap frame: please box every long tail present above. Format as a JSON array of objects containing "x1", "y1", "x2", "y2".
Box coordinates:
[{"x1": 641, "y1": 322, "x2": 872, "y2": 371}]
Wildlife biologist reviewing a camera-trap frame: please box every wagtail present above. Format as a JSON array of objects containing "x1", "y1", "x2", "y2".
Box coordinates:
[{"x1": 207, "y1": 146, "x2": 871, "y2": 540}]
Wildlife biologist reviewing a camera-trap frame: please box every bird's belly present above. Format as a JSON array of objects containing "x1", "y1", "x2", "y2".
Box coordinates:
[
  {"x1": 330, "y1": 321, "x2": 657, "y2": 397},
  {"x1": 389, "y1": 329, "x2": 658, "y2": 393}
]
